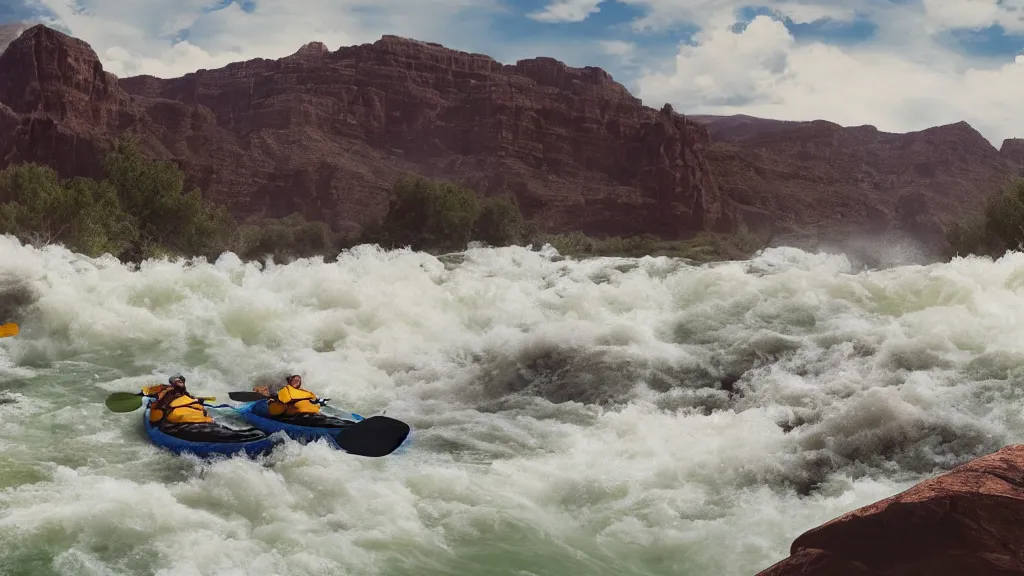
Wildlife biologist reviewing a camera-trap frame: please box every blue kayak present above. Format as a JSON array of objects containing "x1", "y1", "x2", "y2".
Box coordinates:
[
  {"x1": 233, "y1": 399, "x2": 413, "y2": 457},
  {"x1": 142, "y1": 398, "x2": 279, "y2": 458},
  {"x1": 234, "y1": 399, "x2": 364, "y2": 447}
]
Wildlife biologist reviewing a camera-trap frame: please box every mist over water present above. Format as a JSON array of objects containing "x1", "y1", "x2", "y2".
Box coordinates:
[{"x1": 0, "y1": 234, "x2": 1022, "y2": 576}]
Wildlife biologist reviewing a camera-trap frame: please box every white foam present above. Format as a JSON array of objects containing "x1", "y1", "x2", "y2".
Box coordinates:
[{"x1": 1, "y1": 235, "x2": 1024, "y2": 574}]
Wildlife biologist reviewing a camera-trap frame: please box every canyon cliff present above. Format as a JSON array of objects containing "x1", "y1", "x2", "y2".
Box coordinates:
[
  {"x1": 691, "y1": 114, "x2": 1023, "y2": 249},
  {"x1": 0, "y1": 24, "x2": 725, "y2": 239},
  {"x1": 0, "y1": 24, "x2": 1021, "y2": 247}
]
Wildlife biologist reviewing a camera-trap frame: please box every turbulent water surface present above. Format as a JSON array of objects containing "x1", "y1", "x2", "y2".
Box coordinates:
[{"x1": 1, "y1": 235, "x2": 1022, "y2": 576}]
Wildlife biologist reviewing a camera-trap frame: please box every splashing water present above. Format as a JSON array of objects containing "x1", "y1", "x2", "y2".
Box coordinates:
[{"x1": 0, "y1": 234, "x2": 1022, "y2": 576}]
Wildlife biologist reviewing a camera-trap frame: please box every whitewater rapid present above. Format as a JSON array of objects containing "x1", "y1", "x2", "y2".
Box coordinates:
[{"x1": 0, "y1": 234, "x2": 1021, "y2": 576}]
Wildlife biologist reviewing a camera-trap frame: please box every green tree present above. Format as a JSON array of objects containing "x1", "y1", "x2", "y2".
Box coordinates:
[
  {"x1": 232, "y1": 213, "x2": 339, "y2": 262},
  {"x1": 0, "y1": 137, "x2": 237, "y2": 261},
  {"x1": 102, "y1": 137, "x2": 233, "y2": 260},
  {"x1": 947, "y1": 178, "x2": 1024, "y2": 258},
  {"x1": 474, "y1": 195, "x2": 527, "y2": 246},
  {"x1": 0, "y1": 164, "x2": 132, "y2": 255},
  {"x1": 61, "y1": 177, "x2": 136, "y2": 257},
  {"x1": 380, "y1": 175, "x2": 481, "y2": 251},
  {"x1": 0, "y1": 163, "x2": 78, "y2": 246}
]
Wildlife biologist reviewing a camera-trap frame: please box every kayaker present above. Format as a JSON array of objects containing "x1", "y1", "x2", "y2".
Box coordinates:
[
  {"x1": 142, "y1": 373, "x2": 214, "y2": 427},
  {"x1": 253, "y1": 374, "x2": 322, "y2": 417},
  {"x1": 142, "y1": 373, "x2": 270, "y2": 444}
]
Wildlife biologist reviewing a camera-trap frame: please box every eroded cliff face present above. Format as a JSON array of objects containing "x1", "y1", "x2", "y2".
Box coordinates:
[
  {"x1": 4, "y1": 24, "x2": 1018, "y2": 247},
  {"x1": 692, "y1": 115, "x2": 1023, "y2": 251},
  {"x1": 0, "y1": 24, "x2": 127, "y2": 183},
  {"x1": 1001, "y1": 138, "x2": 1024, "y2": 168},
  {"x1": 0, "y1": 25, "x2": 728, "y2": 239}
]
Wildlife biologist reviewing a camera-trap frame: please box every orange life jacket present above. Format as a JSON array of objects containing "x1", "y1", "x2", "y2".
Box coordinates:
[
  {"x1": 266, "y1": 384, "x2": 320, "y2": 417},
  {"x1": 142, "y1": 384, "x2": 213, "y2": 424}
]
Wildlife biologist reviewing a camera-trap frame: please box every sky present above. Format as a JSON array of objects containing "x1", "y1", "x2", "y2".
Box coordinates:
[{"x1": 2, "y1": 0, "x2": 1024, "y2": 147}]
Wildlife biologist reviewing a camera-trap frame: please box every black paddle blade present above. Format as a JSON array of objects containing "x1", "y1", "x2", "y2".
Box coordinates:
[
  {"x1": 228, "y1": 391, "x2": 268, "y2": 402},
  {"x1": 333, "y1": 415, "x2": 411, "y2": 457}
]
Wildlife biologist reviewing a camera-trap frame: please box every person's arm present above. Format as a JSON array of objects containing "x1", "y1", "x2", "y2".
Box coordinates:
[{"x1": 140, "y1": 384, "x2": 165, "y2": 397}]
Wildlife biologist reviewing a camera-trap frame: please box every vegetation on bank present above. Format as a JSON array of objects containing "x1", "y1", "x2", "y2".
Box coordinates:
[
  {"x1": 946, "y1": 178, "x2": 1024, "y2": 259},
  {"x1": 366, "y1": 174, "x2": 765, "y2": 262},
  {"x1": 0, "y1": 138, "x2": 768, "y2": 263},
  {"x1": 0, "y1": 139, "x2": 344, "y2": 263},
  {"x1": 534, "y1": 229, "x2": 766, "y2": 263}
]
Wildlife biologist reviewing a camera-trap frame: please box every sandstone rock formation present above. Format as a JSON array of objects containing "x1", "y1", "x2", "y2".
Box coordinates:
[
  {"x1": 691, "y1": 114, "x2": 1024, "y2": 252},
  {"x1": 0, "y1": 24, "x2": 727, "y2": 239},
  {"x1": 1000, "y1": 138, "x2": 1024, "y2": 166},
  {"x1": 756, "y1": 444, "x2": 1024, "y2": 575},
  {"x1": 1, "y1": 23, "x2": 1020, "y2": 248}
]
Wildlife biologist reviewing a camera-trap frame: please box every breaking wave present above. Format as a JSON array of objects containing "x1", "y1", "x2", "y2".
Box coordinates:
[{"x1": 0, "y1": 234, "x2": 1021, "y2": 575}]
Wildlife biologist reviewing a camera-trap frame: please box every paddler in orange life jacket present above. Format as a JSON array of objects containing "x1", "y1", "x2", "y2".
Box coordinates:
[
  {"x1": 141, "y1": 373, "x2": 214, "y2": 425},
  {"x1": 253, "y1": 374, "x2": 322, "y2": 417}
]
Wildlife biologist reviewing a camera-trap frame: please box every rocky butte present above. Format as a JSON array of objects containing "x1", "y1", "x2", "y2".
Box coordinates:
[{"x1": 0, "y1": 24, "x2": 726, "y2": 240}]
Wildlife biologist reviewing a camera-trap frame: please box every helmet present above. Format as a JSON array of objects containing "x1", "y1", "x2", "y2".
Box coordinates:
[
  {"x1": 169, "y1": 373, "x2": 186, "y2": 385},
  {"x1": 286, "y1": 374, "x2": 301, "y2": 385}
]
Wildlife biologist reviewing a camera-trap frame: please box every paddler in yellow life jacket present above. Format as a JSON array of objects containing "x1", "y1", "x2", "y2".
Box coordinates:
[
  {"x1": 253, "y1": 374, "x2": 321, "y2": 417},
  {"x1": 141, "y1": 373, "x2": 214, "y2": 425}
]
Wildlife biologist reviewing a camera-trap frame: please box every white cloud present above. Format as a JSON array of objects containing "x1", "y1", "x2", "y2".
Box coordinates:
[
  {"x1": 921, "y1": 0, "x2": 1024, "y2": 32},
  {"x1": 600, "y1": 39, "x2": 636, "y2": 56},
  {"x1": 528, "y1": 0, "x2": 603, "y2": 22},
  {"x1": 772, "y1": 3, "x2": 858, "y2": 24},
  {"x1": 635, "y1": 14, "x2": 1024, "y2": 146},
  {"x1": 536, "y1": 0, "x2": 1019, "y2": 37},
  {"x1": 30, "y1": 0, "x2": 504, "y2": 77},
  {"x1": 608, "y1": 0, "x2": 868, "y2": 32},
  {"x1": 921, "y1": 0, "x2": 1001, "y2": 30}
]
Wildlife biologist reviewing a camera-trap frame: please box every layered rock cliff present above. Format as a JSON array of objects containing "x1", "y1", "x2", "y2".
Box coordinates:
[
  {"x1": 757, "y1": 444, "x2": 1024, "y2": 575},
  {"x1": 691, "y1": 114, "x2": 1024, "y2": 250},
  {"x1": 1001, "y1": 137, "x2": 1024, "y2": 166},
  {"x1": 1, "y1": 24, "x2": 1020, "y2": 248},
  {"x1": 0, "y1": 25, "x2": 727, "y2": 239}
]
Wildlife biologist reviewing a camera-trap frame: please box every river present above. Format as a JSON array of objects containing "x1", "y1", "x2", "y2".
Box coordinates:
[{"x1": 0, "y1": 235, "x2": 1018, "y2": 575}]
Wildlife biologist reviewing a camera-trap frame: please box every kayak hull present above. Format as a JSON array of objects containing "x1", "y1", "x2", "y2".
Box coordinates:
[
  {"x1": 142, "y1": 398, "x2": 278, "y2": 458},
  {"x1": 234, "y1": 399, "x2": 364, "y2": 447}
]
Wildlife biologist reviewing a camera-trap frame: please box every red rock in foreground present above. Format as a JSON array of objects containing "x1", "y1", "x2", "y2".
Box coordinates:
[{"x1": 757, "y1": 444, "x2": 1024, "y2": 575}]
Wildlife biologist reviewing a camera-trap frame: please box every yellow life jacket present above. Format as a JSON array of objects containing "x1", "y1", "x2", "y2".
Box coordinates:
[
  {"x1": 142, "y1": 384, "x2": 213, "y2": 424},
  {"x1": 267, "y1": 384, "x2": 320, "y2": 416}
]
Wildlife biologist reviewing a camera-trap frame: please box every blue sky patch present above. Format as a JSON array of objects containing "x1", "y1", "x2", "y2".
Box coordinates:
[
  {"x1": 732, "y1": 6, "x2": 877, "y2": 46},
  {"x1": 3, "y1": 0, "x2": 1021, "y2": 70},
  {"x1": 204, "y1": 0, "x2": 256, "y2": 14},
  {"x1": 939, "y1": 25, "x2": 1024, "y2": 57}
]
